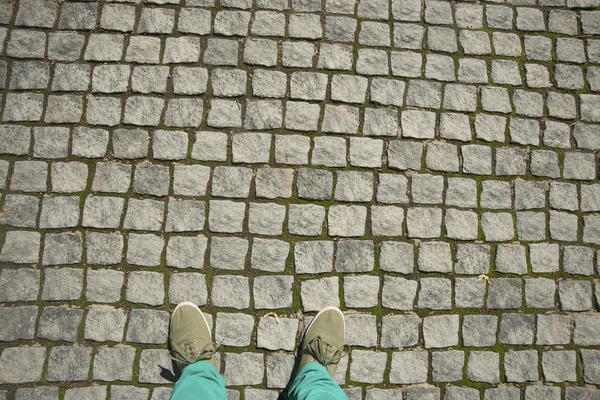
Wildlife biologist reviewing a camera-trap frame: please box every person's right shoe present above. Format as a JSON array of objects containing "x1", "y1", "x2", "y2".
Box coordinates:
[
  {"x1": 169, "y1": 302, "x2": 218, "y2": 373},
  {"x1": 296, "y1": 306, "x2": 345, "y2": 377}
]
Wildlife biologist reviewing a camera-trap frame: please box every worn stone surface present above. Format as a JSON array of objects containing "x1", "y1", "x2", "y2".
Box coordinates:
[{"x1": 0, "y1": 0, "x2": 596, "y2": 395}]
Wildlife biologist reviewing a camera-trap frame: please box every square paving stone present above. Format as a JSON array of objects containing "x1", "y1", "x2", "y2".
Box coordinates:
[
  {"x1": 537, "y1": 314, "x2": 572, "y2": 345},
  {"x1": 287, "y1": 204, "x2": 325, "y2": 236},
  {"x1": 254, "y1": 168, "x2": 294, "y2": 199},
  {"x1": 463, "y1": 315, "x2": 497, "y2": 347},
  {"x1": 274, "y1": 134, "x2": 310, "y2": 164},
  {"x1": 126, "y1": 309, "x2": 169, "y2": 344},
  {"x1": 350, "y1": 350, "x2": 387, "y2": 384},
  {"x1": 257, "y1": 317, "x2": 298, "y2": 351},
  {"x1": 496, "y1": 244, "x2": 527, "y2": 274},
  {"x1": 215, "y1": 313, "x2": 254, "y2": 347},
  {"x1": 294, "y1": 241, "x2": 334, "y2": 274},
  {"x1": 444, "y1": 387, "x2": 480, "y2": 400},
  {"x1": 248, "y1": 203, "x2": 286, "y2": 235},
  {"x1": 389, "y1": 351, "x2": 428, "y2": 384},
  {"x1": 92, "y1": 163, "x2": 131, "y2": 194},
  {"x1": 467, "y1": 351, "x2": 500, "y2": 383},
  {"x1": 173, "y1": 165, "x2": 210, "y2": 197},
  {"x1": 33, "y1": 126, "x2": 69, "y2": 158},
  {"x1": 525, "y1": 278, "x2": 556, "y2": 309},
  {"x1": 133, "y1": 165, "x2": 169, "y2": 197},
  {"x1": 335, "y1": 240, "x2": 374, "y2": 273},
  {"x1": 563, "y1": 246, "x2": 594, "y2": 275},
  {"x1": 418, "y1": 278, "x2": 452, "y2": 310},
  {"x1": 224, "y1": 353, "x2": 264, "y2": 386},
  {"x1": 388, "y1": 140, "x2": 423, "y2": 171},
  {"x1": 86, "y1": 232, "x2": 123, "y2": 266},
  {"x1": 0, "y1": 230, "x2": 41, "y2": 264},
  {"x1": 152, "y1": 130, "x2": 188, "y2": 160},
  {"x1": 165, "y1": 200, "x2": 204, "y2": 233},
  {"x1": 86, "y1": 269, "x2": 124, "y2": 303},
  {"x1": 71, "y1": 127, "x2": 108, "y2": 159},
  {"x1": 335, "y1": 171, "x2": 373, "y2": 202},
  {"x1": 127, "y1": 234, "x2": 164, "y2": 267},
  {"x1": 0, "y1": 195, "x2": 40, "y2": 228},
  {"x1": 0, "y1": 306, "x2": 37, "y2": 341},
  {"x1": 0, "y1": 125, "x2": 31, "y2": 156},
  {"x1": 124, "y1": 198, "x2": 165, "y2": 231},
  {"x1": 208, "y1": 200, "x2": 246, "y2": 233},
  {"x1": 505, "y1": 350, "x2": 539, "y2": 382},
  {"x1": 266, "y1": 354, "x2": 295, "y2": 389},
  {"x1": 14, "y1": 387, "x2": 59, "y2": 400},
  {"x1": 530, "y1": 243, "x2": 560, "y2": 273},
  {"x1": 138, "y1": 349, "x2": 174, "y2": 384},
  {"x1": 559, "y1": 280, "x2": 593, "y2": 311},
  {"x1": 412, "y1": 173, "x2": 443, "y2": 204},
  {"x1": 542, "y1": 351, "x2": 577, "y2": 382},
  {"x1": 47, "y1": 346, "x2": 91, "y2": 382},
  {"x1": 328, "y1": 205, "x2": 367, "y2": 237},
  {"x1": 254, "y1": 275, "x2": 293, "y2": 309},
  {"x1": 379, "y1": 241, "x2": 413, "y2": 274},
  {"x1": 112, "y1": 129, "x2": 149, "y2": 159},
  {"x1": 455, "y1": 277, "x2": 485, "y2": 308},
  {"x1": 301, "y1": 277, "x2": 339, "y2": 311},
  {"x1": 168, "y1": 273, "x2": 207, "y2": 306},
  {"x1": 406, "y1": 207, "x2": 442, "y2": 238},
  {"x1": 382, "y1": 276, "x2": 417, "y2": 310},
  {"x1": 212, "y1": 275, "x2": 250, "y2": 309},
  {"x1": 212, "y1": 166, "x2": 252, "y2": 198},
  {"x1": 381, "y1": 314, "x2": 419, "y2": 348},
  {"x1": 126, "y1": 271, "x2": 164, "y2": 306},
  {"x1": 423, "y1": 315, "x2": 459, "y2": 348},
  {"x1": 250, "y1": 238, "x2": 289, "y2": 272},
  {"x1": 431, "y1": 350, "x2": 464, "y2": 382},
  {"x1": 93, "y1": 347, "x2": 136, "y2": 381},
  {"x1": 37, "y1": 307, "x2": 83, "y2": 342},
  {"x1": 344, "y1": 275, "x2": 380, "y2": 308},
  {"x1": 210, "y1": 236, "x2": 248, "y2": 270},
  {"x1": 0, "y1": 347, "x2": 46, "y2": 384},
  {"x1": 191, "y1": 131, "x2": 228, "y2": 162},
  {"x1": 82, "y1": 196, "x2": 124, "y2": 229},
  {"x1": 41, "y1": 267, "x2": 83, "y2": 301},
  {"x1": 499, "y1": 313, "x2": 535, "y2": 345},
  {"x1": 11, "y1": 161, "x2": 47, "y2": 192},
  {"x1": 346, "y1": 314, "x2": 378, "y2": 348},
  {"x1": 167, "y1": 235, "x2": 207, "y2": 270},
  {"x1": 418, "y1": 242, "x2": 452, "y2": 272},
  {"x1": 85, "y1": 307, "x2": 127, "y2": 342},
  {"x1": 371, "y1": 206, "x2": 404, "y2": 236},
  {"x1": 0, "y1": 268, "x2": 39, "y2": 302}
]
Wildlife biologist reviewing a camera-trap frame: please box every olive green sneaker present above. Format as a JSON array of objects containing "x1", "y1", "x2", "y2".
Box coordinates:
[
  {"x1": 169, "y1": 302, "x2": 218, "y2": 373},
  {"x1": 296, "y1": 306, "x2": 345, "y2": 377}
]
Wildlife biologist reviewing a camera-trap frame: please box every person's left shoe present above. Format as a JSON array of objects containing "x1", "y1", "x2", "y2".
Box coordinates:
[{"x1": 170, "y1": 302, "x2": 218, "y2": 373}]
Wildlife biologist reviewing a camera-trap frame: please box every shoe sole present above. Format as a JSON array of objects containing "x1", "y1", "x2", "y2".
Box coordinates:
[
  {"x1": 171, "y1": 301, "x2": 212, "y2": 340},
  {"x1": 302, "y1": 306, "x2": 345, "y2": 341}
]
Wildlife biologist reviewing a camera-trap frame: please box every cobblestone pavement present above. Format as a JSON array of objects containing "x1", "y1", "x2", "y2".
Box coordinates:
[{"x1": 1, "y1": 0, "x2": 600, "y2": 398}]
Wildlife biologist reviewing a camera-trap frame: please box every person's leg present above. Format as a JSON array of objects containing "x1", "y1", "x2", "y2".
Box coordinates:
[
  {"x1": 288, "y1": 362, "x2": 347, "y2": 400},
  {"x1": 170, "y1": 361, "x2": 227, "y2": 400},
  {"x1": 169, "y1": 302, "x2": 226, "y2": 400},
  {"x1": 288, "y1": 306, "x2": 349, "y2": 400}
]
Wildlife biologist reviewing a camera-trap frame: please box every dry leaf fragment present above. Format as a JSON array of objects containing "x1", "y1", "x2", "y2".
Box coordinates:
[
  {"x1": 262, "y1": 311, "x2": 280, "y2": 324},
  {"x1": 477, "y1": 274, "x2": 491, "y2": 286}
]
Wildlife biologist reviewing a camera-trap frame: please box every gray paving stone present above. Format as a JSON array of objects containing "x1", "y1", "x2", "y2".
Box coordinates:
[
  {"x1": 153, "y1": 130, "x2": 188, "y2": 161},
  {"x1": 168, "y1": 272, "x2": 207, "y2": 306},
  {"x1": 377, "y1": 174, "x2": 409, "y2": 205},
  {"x1": 47, "y1": 346, "x2": 91, "y2": 382},
  {"x1": 254, "y1": 275, "x2": 293, "y2": 309},
  {"x1": 82, "y1": 196, "x2": 124, "y2": 229},
  {"x1": 266, "y1": 354, "x2": 294, "y2": 389},
  {"x1": 86, "y1": 269, "x2": 124, "y2": 303},
  {"x1": 388, "y1": 140, "x2": 423, "y2": 170},
  {"x1": 274, "y1": 134, "x2": 310, "y2": 164},
  {"x1": 346, "y1": 314, "x2": 377, "y2": 348},
  {"x1": 297, "y1": 168, "x2": 333, "y2": 200},
  {"x1": 328, "y1": 205, "x2": 367, "y2": 237},
  {"x1": 505, "y1": 350, "x2": 539, "y2": 383},
  {"x1": 0, "y1": 230, "x2": 40, "y2": 264},
  {"x1": 209, "y1": 236, "x2": 247, "y2": 271},
  {"x1": 488, "y1": 278, "x2": 522, "y2": 309},
  {"x1": 248, "y1": 203, "x2": 285, "y2": 236},
  {"x1": 467, "y1": 351, "x2": 499, "y2": 383},
  {"x1": 463, "y1": 315, "x2": 497, "y2": 347},
  {"x1": 41, "y1": 267, "x2": 83, "y2": 300},
  {"x1": 445, "y1": 209, "x2": 478, "y2": 241},
  {"x1": 499, "y1": 313, "x2": 535, "y2": 345},
  {"x1": 257, "y1": 317, "x2": 298, "y2": 350},
  {"x1": 371, "y1": 206, "x2": 404, "y2": 236},
  {"x1": 33, "y1": 127, "x2": 68, "y2": 158},
  {"x1": 208, "y1": 200, "x2": 246, "y2": 234},
  {"x1": 543, "y1": 350, "x2": 577, "y2": 382},
  {"x1": 93, "y1": 347, "x2": 136, "y2": 381},
  {"x1": 344, "y1": 275, "x2": 380, "y2": 308},
  {"x1": 215, "y1": 313, "x2": 254, "y2": 347},
  {"x1": 349, "y1": 137, "x2": 383, "y2": 168},
  {"x1": 138, "y1": 349, "x2": 174, "y2": 384},
  {"x1": 124, "y1": 198, "x2": 164, "y2": 231},
  {"x1": 10, "y1": 160, "x2": 46, "y2": 192},
  {"x1": 166, "y1": 235, "x2": 207, "y2": 270},
  {"x1": 113, "y1": 129, "x2": 149, "y2": 159},
  {"x1": 559, "y1": 280, "x2": 593, "y2": 311},
  {"x1": 525, "y1": 386, "x2": 561, "y2": 400},
  {"x1": 432, "y1": 350, "x2": 464, "y2": 382},
  {"x1": 301, "y1": 277, "x2": 339, "y2": 311},
  {"x1": 84, "y1": 307, "x2": 127, "y2": 342},
  {"x1": 224, "y1": 353, "x2": 264, "y2": 386},
  {"x1": 331, "y1": 75, "x2": 368, "y2": 104},
  {"x1": 127, "y1": 233, "x2": 164, "y2": 267},
  {"x1": 423, "y1": 314, "x2": 459, "y2": 348},
  {"x1": 525, "y1": 277, "x2": 555, "y2": 309},
  {"x1": 288, "y1": 204, "x2": 325, "y2": 236},
  {"x1": 382, "y1": 276, "x2": 417, "y2": 310},
  {"x1": 0, "y1": 347, "x2": 46, "y2": 384},
  {"x1": 126, "y1": 309, "x2": 169, "y2": 344},
  {"x1": 407, "y1": 207, "x2": 442, "y2": 238},
  {"x1": 0, "y1": 194, "x2": 40, "y2": 228},
  {"x1": 496, "y1": 244, "x2": 527, "y2": 275},
  {"x1": 350, "y1": 350, "x2": 387, "y2": 384},
  {"x1": 389, "y1": 351, "x2": 428, "y2": 384},
  {"x1": 0, "y1": 268, "x2": 39, "y2": 302},
  {"x1": 294, "y1": 241, "x2": 334, "y2": 274},
  {"x1": 37, "y1": 307, "x2": 82, "y2": 342},
  {"x1": 335, "y1": 240, "x2": 374, "y2": 273},
  {"x1": 455, "y1": 277, "x2": 485, "y2": 308},
  {"x1": 0, "y1": 306, "x2": 37, "y2": 341},
  {"x1": 91, "y1": 163, "x2": 131, "y2": 194},
  {"x1": 212, "y1": 275, "x2": 250, "y2": 309},
  {"x1": 126, "y1": 271, "x2": 164, "y2": 306},
  {"x1": 72, "y1": 127, "x2": 108, "y2": 159},
  {"x1": 381, "y1": 314, "x2": 419, "y2": 348},
  {"x1": 133, "y1": 164, "x2": 169, "y2": 196},
  {"x1": 412, "y1": 174, "x2": 443, "y2": 204}
]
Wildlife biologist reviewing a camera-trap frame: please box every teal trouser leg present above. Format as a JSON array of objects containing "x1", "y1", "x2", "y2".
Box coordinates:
[
  {"x1": 170, "y1": 361, "x2": 227, "y2": 400},
  {"x1": 288, "y1": 362, "x2": 349, "y2": 400}
]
